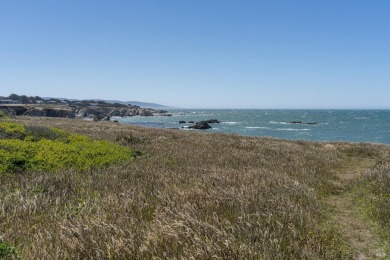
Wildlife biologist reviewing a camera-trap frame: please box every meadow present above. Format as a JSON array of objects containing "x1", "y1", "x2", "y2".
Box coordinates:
[{"x1": 1, "y1": 115, "x2": 389, "y2": 259}]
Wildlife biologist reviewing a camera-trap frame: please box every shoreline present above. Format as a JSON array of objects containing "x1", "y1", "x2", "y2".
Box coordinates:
[{"x1": 114, "y1": 109, "x2": 390, "y2": 144}]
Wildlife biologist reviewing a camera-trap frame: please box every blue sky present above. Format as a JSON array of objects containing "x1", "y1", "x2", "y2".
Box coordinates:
[{"x1": 1, "y1": 1, "x2": 389, "y2": 108}]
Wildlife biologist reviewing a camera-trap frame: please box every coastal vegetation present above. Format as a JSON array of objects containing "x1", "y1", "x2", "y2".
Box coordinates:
[
  {"x1": 0, "y1": 116, "x2": 389, "y2": 258},
  {"x1": 0, "y1": 120, "x2": 134, "y2": 173}
]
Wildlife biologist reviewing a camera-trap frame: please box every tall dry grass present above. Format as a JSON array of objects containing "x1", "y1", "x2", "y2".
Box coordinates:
[
  {"x1": 1, "y1": 116, "x2": 388, "y2": 258},
  {"x1": 349, "y1": 144, "x2": 390, "y2": 250}
]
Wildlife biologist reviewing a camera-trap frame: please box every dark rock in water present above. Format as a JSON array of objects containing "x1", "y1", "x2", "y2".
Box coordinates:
[
  {"x1": 205, "y1": 119, "x2": 221, "y2": 124},
  {"x1": 188, "y1": 121, "x2": 194, "y2": 124},
  {"x1": 188, "y1": 119, "x2": 219, "y2": 129},
  {"x1": 189, "y1": 121, "x2": 212, "y2": 130},
  {"x1": 288, "y1": 121, "x2": 318, "y2": 125},
  {"x1": 179, "y1": 121, "x2": 186, "y2": 124}
]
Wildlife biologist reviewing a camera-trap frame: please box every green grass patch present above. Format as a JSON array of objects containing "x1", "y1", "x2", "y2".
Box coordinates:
[
  {"x1": 0, "y1": 239, "x2": 18, "y2": 259},
  {"x1": 0, "y1": 121, "x2": 134, "y2": 173}
]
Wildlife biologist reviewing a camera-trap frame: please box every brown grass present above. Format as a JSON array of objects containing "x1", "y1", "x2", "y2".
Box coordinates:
[{"x1": 1, "y1": 116, "x2": 390, "y2": 259}]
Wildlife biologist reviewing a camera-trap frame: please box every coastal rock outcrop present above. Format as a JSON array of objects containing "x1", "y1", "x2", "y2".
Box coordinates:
[
  {"x1": 189, "y1": 121, "x2": 212, "y2": 130},
  {"x1": 0, "y1": 104, "x2": 171, "y2": 121},
  {"x1": 23, "y1": 108, "x2": 75, "y2": 118},
  {"x1": 0, "y1": 106, "x2": 28, "y2": 116},
  {"x1": 205, "y1": 119, "x2": 221, "y2": 124},
  {"x1": 186, "y1": 119, "x2": 221, "y2": 130}
]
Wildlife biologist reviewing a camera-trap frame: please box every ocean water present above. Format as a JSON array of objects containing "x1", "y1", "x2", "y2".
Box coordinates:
[{"x1": 115, "y1": 109, "x2": 390, "y2": 144}]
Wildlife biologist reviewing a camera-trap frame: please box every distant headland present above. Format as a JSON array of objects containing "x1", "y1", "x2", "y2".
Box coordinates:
[{"x1": 0, "y1": 94, "x2": 172, "y2": 121}]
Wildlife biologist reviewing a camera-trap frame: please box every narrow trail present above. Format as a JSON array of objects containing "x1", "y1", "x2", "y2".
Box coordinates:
[{"x1": 325, "y1": 156, "x2": 387, "y2": 259}]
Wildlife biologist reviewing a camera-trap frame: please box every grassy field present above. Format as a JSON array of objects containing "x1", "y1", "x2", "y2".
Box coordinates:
[{"x1": 1, "y1": 116, "x2": 389, "y2": 259}]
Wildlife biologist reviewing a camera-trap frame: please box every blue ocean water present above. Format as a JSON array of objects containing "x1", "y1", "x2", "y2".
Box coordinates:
[{"x1": 115, "y1": 110, "x2": 390, "y2": 144}]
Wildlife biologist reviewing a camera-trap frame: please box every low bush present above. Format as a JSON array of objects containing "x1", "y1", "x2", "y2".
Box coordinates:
[
  {"x1": 0, "y1": 122, "x2": 134, "y2": 173},
  {"x1": 0, "y1": 122, "x2": 26, "y2": 140}
]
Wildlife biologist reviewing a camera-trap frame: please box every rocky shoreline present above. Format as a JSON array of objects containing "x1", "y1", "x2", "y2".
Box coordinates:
[{"x1": 0, "y1": 104, "x2": 171, "y2": 121}]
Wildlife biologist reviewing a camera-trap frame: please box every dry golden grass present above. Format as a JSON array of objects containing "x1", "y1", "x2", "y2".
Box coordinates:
[{"x1": 1, "y1": 116, "x2": 389, "y2": 259}]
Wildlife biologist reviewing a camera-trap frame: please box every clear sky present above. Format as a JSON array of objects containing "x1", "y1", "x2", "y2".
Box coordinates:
[{"x1": 1, "y1": 1, "x2": 389, "y2": 109}]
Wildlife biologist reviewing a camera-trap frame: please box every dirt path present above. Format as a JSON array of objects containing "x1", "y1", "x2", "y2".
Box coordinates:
[{"x1": 325, "y1": 156, "x2": 387, "y2": 259}]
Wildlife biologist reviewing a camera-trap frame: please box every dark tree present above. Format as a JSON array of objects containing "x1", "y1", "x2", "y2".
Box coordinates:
[
  {"x1": 8, "y1": 93, "x2": 20, "y2": 100},
  {"x1": 20, "y1": 95, "x2": 29, "y2": 104}
]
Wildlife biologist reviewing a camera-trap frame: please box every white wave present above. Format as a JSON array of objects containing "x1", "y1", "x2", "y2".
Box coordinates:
[
  {"x1": 245, "y1": 126, "x2": 270, "y2": 129},
  {"x1": 275, "y1": 128, "x2": 311, "y2": 131},
  {"x1": 270, "y1": 121, "x2": 288, "y2": 125},
  {"x1": 224, "y1": 121, "x2": 239, "y2": 125},
  {"x1": 170, "y1": 112, "x2": 187, "y2": 116}
]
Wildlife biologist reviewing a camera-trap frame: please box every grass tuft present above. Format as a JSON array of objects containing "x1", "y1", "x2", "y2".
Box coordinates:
[{"x1": 0, "y1": 239, "x2": 18, "y2": 259}]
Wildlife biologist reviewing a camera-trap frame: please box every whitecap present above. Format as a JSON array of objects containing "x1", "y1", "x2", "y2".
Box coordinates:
[
  {"x1": 224, "y1": 122, "x2": 239, "y2": 125},
  {"x1": 245, "y1": 126, "x2": 270, "y2": 129},
  {"x1": 275, "y1": 128, "x2": 311, "y2": 131},
  {"x1": 270, "y1": 121, "x2": 288, "y2": 125}
]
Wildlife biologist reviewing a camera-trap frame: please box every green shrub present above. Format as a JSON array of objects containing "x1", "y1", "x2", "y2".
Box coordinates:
[
  {"x1": 0, "y1": 122, "x2": 26, "y2": 140},
  {"x1": 25, "y1": 125, "x2": 69, "y2": 141},
  {"x1": 0, "y1": 122, "x2": 134, "y2": 173}
]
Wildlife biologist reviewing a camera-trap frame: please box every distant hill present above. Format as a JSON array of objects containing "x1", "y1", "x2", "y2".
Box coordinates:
[
  {"x1": 88, "y1": 99, "x2": 174, "y2": 109},
  {"x1": 49, "y1": 97, "x2": 173, "y2": 109},
  {"x1": 1, "y1": 94, "x2": 174, "y2": 110},
  {"x1": 123, "y1": 101, "x2": 174, "y2": 109}
]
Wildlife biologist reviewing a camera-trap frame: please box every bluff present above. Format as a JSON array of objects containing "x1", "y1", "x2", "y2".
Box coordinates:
[{"x1": 0, "y1": 104, "x2": 171, "y2": 121}]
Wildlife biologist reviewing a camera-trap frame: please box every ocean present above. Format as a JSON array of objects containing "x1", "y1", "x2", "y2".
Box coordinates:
[{"x1": 114, "y1": 109, "x2": 390, "y2": 144}]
